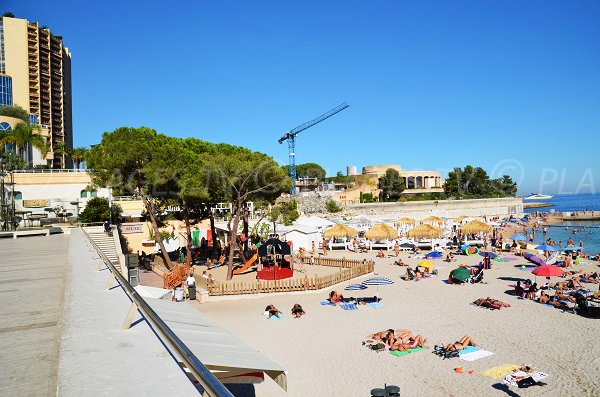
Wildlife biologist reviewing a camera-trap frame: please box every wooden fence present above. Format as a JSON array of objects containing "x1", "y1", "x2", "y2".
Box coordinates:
[
  {"x1": 163, "y1": 263, "x2": 191, "y2": 289},
  {"x1": 208, "y1": 261, "x2": 374, "y2": 296},
  {"x1": 298, "y1": 256, "x2": 365, "y2": 268}
]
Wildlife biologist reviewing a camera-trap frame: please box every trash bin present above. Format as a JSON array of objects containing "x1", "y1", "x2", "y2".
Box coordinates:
[
  {"x1": 125, "y1": 254, "x2": 139, "y2": 269},
  {"x1": 129, "y1": 268, "x2": 140, "y2": 286},
  {"x1": 188, "y1": 284, "x2": 196, "y2": 300}
]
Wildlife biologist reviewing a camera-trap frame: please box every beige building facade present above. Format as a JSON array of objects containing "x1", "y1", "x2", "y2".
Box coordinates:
[
  {"x1": 334, "y1": 164, "x2": 444, "y2": 205},
  {"x1": 1, "y1": 15, "x2": 73, "y2": 168}
]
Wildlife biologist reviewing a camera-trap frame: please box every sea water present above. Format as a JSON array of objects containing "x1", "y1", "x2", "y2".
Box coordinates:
[{"x1": 523, "y1": 193, "x2": 600, "y2": 255}]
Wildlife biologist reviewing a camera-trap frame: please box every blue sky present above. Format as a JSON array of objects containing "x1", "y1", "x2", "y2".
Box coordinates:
[{"x1": 6, "y1": 0, "x2": 600, "y2": 194}]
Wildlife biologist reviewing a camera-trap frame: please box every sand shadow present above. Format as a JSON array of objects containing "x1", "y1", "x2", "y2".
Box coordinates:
[
  {"x1": 492, "y1": 382, "x2": 522, "y2": 397},
  {"x1": 497, "y1": 276, "x2": 525, "y2": 282}
]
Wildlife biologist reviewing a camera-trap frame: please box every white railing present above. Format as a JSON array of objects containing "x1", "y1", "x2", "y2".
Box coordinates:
[{"x1": 11, "y1": 169, "x2": 91, "y2": 173}]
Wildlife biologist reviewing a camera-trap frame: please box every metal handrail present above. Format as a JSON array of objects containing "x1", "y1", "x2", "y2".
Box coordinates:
[{"x1": 81, "y1": 226, "x2": 233, "y2": 397}]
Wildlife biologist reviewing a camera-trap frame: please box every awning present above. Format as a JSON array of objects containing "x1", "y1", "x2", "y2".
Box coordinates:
[{"x1": 145, "y1": 298, "x2": 287, "y2": 390}]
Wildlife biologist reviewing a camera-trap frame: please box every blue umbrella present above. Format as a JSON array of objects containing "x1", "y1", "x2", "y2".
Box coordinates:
[
  {"x1": 345, "y1": 284, "x2": 368, "y2": 291},
  {"x1": 479, "y1": 251, "x2": 498, "y2": 258},
  {"x1": 536, "y1": 244, "x2": 557, "y2": 252},
  {"x1": 460, "y1": 244, "x2": 471, "y2": 251},
  {"x1": 511, "y1": 233, "x2": 527, "y2": 241},
  {"x1": 426, "y1": 252, "x2": 443, "y2": 259},
  {"x1": 362, "y1": 277, "x2": 394, "y2": 286},
  {"x1": 563, "y1": 246, "x2": 583, "y2": 251}
]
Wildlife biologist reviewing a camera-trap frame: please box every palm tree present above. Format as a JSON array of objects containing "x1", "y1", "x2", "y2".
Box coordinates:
[
  {"x1": 0, "y1": 122, "x2": 47, "y2": 168},
  {"x1": 70, "y1": 147, "x2": 89, "y2": 169},
  {"x1": 52, "y1": 141, "x2": 70, "y2": 169}
]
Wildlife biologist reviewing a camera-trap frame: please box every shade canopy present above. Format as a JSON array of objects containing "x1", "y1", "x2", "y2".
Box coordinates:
[
  {"x1": 511, "y1": 233, "x2": 527, "y2": 241},
  {"x1": 323, "y1": 224, "x2": 358, "y2": 238},
  {"x1": 345, "y1": 284, "x2": 368, "y2": 291},
  {"x1": 422, "y1": 216, "x2": 443, "y2": 225},
  {"x1": 460, "y1": 220, "x2": 493, "y2": 234},
  {"x1": 365, "y1": 224, "x2": 398, "y2": 240},
  {"x1": 407, "y1": 224, "x2": 444, "y2": 239},
  {"x1": 417, "y1": 261, "x2": 435, "y2": 268},
  {"x1": 426, "y1": 252, "x2": 443, "y2": 259},
  {"x1": 395, "y1": 217, "x2": 416, "y2": 225},
  {"x1": 450, "y1": 267, "x2": 471, "y2": 281},
  {"x1": 532, "y1": 265, "x2": 564, "y2": 277},
  {"x1": 536, "y1": 244, "x2": 557, "y2": 252},
  {"x1": 146, "y1": 297, "x2": 287, "y2": 390},
  {"x1": 479, "y1": 251, "x2": 498, "y2": 259},
  {"x1": 362, "y1": 276, "x2": 394, "y2": 286},
  {"x1": 453, "y1": 216, "x2": 469, "y2": 223}
]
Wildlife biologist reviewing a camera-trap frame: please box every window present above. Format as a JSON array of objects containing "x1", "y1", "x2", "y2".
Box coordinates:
[
  {"x1": 14, "y1": 191, "x2": 22, "y2": 200},
  {"x1": 80, "y1": 190, "x2": 87, "y2": 198},
  {"x1": 91, "y1": 190, "x2": 97, "y2": 198}
]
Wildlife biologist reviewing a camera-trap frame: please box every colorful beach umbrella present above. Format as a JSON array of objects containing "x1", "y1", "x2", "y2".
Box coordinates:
[
  {"x1": 464, "y1": 246, "x2": 479, "y2": 256},
  {"x1": 426, "y1": 252, "x2": 443, "y2": 259},
  {"x1": 532, "y1": 265, "x2": 565, "y2": 277},
  {"x1": 535, "y1": 244, "x2": 557, "y2": 252},
  {"x1": 460, "y1": 244, "x2": 471, "y2": 251},
  {"x1": 345, "y1": 284, "x2": 368, "y2": 291},
  {"x1": 563, "y1": 246, "x2": 582, "y2": 251},
  {"x1": 479, "y1": 251, "x2": 498, "y2": 259},
  {"x1": 511, "y1": 233, "x2": 527, "y2": 241},
  {"x1": 450, "y1": 267, "x2": 470, "y2": 282},
  {"x1": 362, "y1": 277, "x2": 394, "y2": 286},
  {"x1": 417, "y1": 261, "x2": 435, "y2": 268}
]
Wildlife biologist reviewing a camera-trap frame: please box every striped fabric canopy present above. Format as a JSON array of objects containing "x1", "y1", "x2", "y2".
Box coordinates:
[
  {"x1": 362, "y1": 277, "x2": 394, "y2": 286},
  {"x1": 345, "y1": 284, "x2": 368, "y2": 291}
]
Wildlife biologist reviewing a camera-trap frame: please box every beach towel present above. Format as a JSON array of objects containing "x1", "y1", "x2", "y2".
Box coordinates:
[
  {"x1": 390, "y1": 347, "x2": 425, "y2": 357},
  {"x1": 367, "y1": 302, "x2": 384, "y2": 309},
  {"x1": 481, "y1": 364, "x2": 520, "y2": 379},
  {"x1": 458, "y1": 345, "x2": 480, "y2": 355},
  {"x1": 320, "y1": 301, "x2": 334, "y2": 306},
  {"x1": 459, "y1": 349, "x2": 494, "y2": 362},
  {"x1": 340, "y1": 303, "x2": 358, "y2": 311},
  {"x1": 266, "y1": 313, "x2": 284, "y2": 321},
  {"x1": 503, "y1": 371, "x2": 548, "y2": 387}
]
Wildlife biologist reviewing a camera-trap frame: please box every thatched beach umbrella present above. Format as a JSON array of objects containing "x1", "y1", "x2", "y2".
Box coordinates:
[
  {"x1": 460, "y1": 220, "x2": 493, "y2": 234},
  {"x1": 365, "y1": 224, "x2": 398, "y2": 240},
  {"x1": 323, "y1": 224, "x2": 358, "y2": 238},
  {"x1": 407, "y1": 224, "x2": 444, "y2": 239},
  {"x1": 422, "y1": 216, "x2": 443, "y2": 226},
  {"x1": 395, "y1": 217, "x2": 416, "y2": 226},
  {"x1": 453, "y1": 216, "x2": 469, "y2": 223}
]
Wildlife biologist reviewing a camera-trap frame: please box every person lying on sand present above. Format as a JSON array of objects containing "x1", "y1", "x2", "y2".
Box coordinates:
[
  {"x1": 328, "y1": 290, "x2": 344, "y2": 303},
  {"x1": 445, "y1": 253, "x2": 455, "y2": 262},
  {"x1": 388, "y1": 334, "x2": 427, "y2": 351},
  {"x1": 554, "y1": 287, "x2": 576, "y2": 303},
  {"x1": 366, "y1": 328, "x2": 412, "y2": 341},
  {"x1": 376, "y1": 250, "x2": 385, "y2": 258},
  {"x1": 438, "y1": 336, "x2": 478, "y2": 352},
  {"x1": 291, "y1": 304, "x2": 305, "y2": 318},
  {"x1": 265, "y1": 304, "x2": 282, "y2": 319},
  {"x1": 473, "y1": 297, "x2": 511, "y2": 309}
]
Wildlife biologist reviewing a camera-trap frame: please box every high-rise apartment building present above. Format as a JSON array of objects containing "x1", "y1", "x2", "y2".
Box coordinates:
[{"x1": 0, "y1": 15, "x2": 72, "y2": 168}]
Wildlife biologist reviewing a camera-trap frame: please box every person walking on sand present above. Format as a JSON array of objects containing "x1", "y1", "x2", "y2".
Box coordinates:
[
  {"x1": 394, "y1": 241, "x2": 400, "y2": 257},
  {"x1": 322, "y1": 238, "x2": 328, "y2": 256}
]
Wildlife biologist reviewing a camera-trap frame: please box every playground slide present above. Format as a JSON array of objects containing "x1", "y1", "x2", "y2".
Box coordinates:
[{"x1": 233, "y1": 253, "x2": 258, "y2": 275}]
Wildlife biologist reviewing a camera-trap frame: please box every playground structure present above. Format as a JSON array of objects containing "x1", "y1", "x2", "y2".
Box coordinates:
[{"x1": 233, "y1": 238, "x2": 295, "y2": 280}]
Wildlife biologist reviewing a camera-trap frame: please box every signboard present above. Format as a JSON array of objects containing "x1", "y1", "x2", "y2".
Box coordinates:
[
  {"x1": 22, "y1": 199, "x2": 49, "y2": 208},
  {"x1": 122, "y1": 224, "x2": 144, "y2": 234}
]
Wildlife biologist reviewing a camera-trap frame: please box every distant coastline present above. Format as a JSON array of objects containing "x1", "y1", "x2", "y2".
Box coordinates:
[{"x1": 523, "y1": 202, "x2": 554, "y2": 209}]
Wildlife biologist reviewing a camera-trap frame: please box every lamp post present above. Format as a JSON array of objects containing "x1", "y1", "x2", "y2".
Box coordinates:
[{"x1": 0, "y1": 154, "x2": 16, "y2": 231}]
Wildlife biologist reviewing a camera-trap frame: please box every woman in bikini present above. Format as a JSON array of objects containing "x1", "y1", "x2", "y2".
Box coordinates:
[{"x1": 439, "y1": 336, "x2": 478, "y2": 352}]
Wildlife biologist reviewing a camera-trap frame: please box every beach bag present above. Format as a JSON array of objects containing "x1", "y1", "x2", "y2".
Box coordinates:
[{"x1": 517, "y1": 377, "x2": 537, "y2": 388}]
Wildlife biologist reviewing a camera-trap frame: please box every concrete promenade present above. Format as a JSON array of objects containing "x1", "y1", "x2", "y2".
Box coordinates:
[
  {"x1": 0, "y1": 230, "x2": 198, "y2": 396},
  {"x1": 0, "y1": 233, "x2": 69, "y2": 397}
]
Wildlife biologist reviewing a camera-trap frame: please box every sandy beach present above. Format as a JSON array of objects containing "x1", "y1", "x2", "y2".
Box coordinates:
[{"x1": 197, "y1": 249, "x2": 600, "y2": 397}]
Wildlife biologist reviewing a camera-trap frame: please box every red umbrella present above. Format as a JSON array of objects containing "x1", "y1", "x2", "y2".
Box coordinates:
[{"x1": 532, "y1": 265, "x2": 564, "y2": 277}]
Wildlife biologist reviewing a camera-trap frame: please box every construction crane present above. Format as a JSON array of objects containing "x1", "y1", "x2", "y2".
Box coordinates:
[{"x1": 278, "y1": 103, "x2": 349, "y2": 196}]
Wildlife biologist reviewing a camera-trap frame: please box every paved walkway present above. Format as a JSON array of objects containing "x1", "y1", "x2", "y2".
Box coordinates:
[
  {"x1": 0, "y1": 233, "x2": 69, "y2": 397},
  {"x1": 57, "y1": 230, "x2": 198, "y2": 396}
]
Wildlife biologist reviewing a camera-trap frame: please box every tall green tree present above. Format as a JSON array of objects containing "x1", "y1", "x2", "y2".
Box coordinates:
[
  {"x1": 207, "y1": 148, "x2": 291, "y2": 279},
  {"x1": 52, "y1": 141, "x2": 70, "y2": 169},
  {"x1": 87, "y1": 127, "x2": 179, "y2": 270},
  {"x1": 444, "y1": 165, "x2": 519, "y2": 198},
  {"x1": 282, "y1": 162, "x2": 326, "y2": 180},
  {"x1": 378, "y1": 168, "x2": 405, "y2": 201},
  {"x1": 79, "y1": 197, "x2": 123, "y2": 224}
]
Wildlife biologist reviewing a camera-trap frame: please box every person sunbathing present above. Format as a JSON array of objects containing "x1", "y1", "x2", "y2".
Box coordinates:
[
  {"x1": 445, "y1": 253, "x2": 455, "y2": 262},
  {"x1": 389, "y1": 335, "x2": 427, "y2": 351},
  {"x1": 538, "y1": 291, "x2": 550, "y2": 304},
  {"x1": 439, "y1": 336, "x2": 478, "y2": 352},
  {"x1": 474, "y1": 297, "x2": 511, "y2": 309},
  {"x1": 555, "y1": 287, "x2": 576, "y2": 303},
  {"x1": 265, "y1": 304, "x2": 281, "y2": 319},
  {"x1": 329, "y1": 290, "x2": 344, "y2": 303},
  {"x1": 377, "y1": 250, "x2": 385, "y2": 258},
  {"x1": 291, "y1": 304, "x2": 305, "y2": 318}
]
